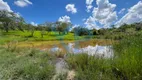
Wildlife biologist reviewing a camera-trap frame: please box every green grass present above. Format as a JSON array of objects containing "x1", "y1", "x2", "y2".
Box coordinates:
[
  {"x1": 65, "y1": 35, "x2": 142, "y2": 80},
  {"x1": 65, "y1": 54, "x2": 115, "y2": 80},
  {"x1": 0, "y1": 47, "x2": 55, "y2": 80},
  {"x1": 113, "y1": 35, "x2": 142, "y2": 79},
  {"x1": 0, "y1": 30, "x2": 86, "y2": 45}
]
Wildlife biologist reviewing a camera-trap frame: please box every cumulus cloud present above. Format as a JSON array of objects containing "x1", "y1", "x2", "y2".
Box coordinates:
[
  {"x1": 86, "y1": 0, "x2": 94, "y2": 12},
  {"x1": 85, "y1": 0, "x2": 117, "y2": 29},
  {"x1": 0, "y1": 0, "x2": 12, "y2": 12},
  {"x1": 31, "y1": 22, "x2": 38, "y2": 26},
  {"x1": 115, "y1": 1, "x2": 142, "y2": 27},
  {"x1": 58, "y1": 15, "x2": 71, "y2": 23},
  {"x1": 92, "y1": 0, "x2": 117, "y2": 27},
  {"x1": 66, "y1": 4, "x2": 77, "y2": 14},
  {"x1": 85, "y1": 16, "x2": 99, "y2": 30},
  {"x1": 118, "y1": 8, "x2": 126, "y2": 14},
  {"x1": 14, "y1": 0, "x2": 32, "y2": 7}
]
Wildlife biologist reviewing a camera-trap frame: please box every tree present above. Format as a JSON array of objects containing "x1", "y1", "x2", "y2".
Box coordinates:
[
  {"x1": 118, "y1": 24, "x2": 129, "y2": 32},
  {"x1": 0, "y1": 10, "x2": 25, "y2": 32},
  {"x1": 0, "y1": 22, "x2": 4, "y2": 31},
  {"x1": 27, "y1": 24, "x2": 35, "y2": 37},
  {"x1": 92, "y1": 29, "x2": 98, "y2": 35},
  {"x1": 0, "y1": 11, "x2": 12, "y2": 32},
  {"x1": 135, "y1": 23, "x2": 142, "y2": 31},
  {"x1": 44, "y1": 22, "x2": 53, "y2": 34},
  {"x1": 74, "y1": 26, "x2": 90, "y2": 36},
  {"x1": 97, "y1": 28, "x2": 107, "y2": 35},
  {"x1": 56, "y1": 22, "x2": 71, "y2": 35}
]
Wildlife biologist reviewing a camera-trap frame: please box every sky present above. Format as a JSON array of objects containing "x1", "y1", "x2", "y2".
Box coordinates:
[{"x1": 0, "y1": 0, "x2": 142, "y2": 29}]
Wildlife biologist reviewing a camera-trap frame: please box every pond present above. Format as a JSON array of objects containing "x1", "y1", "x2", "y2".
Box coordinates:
[
  {"x1": 48, "y1": 43, "x2": 113, "y2": 58},
  {"x1": 11, "y1": 39, "x2": 114, "y2": 58},
  {"x1": 39, "y1": 40, "x2": 114, "y2": 58}
]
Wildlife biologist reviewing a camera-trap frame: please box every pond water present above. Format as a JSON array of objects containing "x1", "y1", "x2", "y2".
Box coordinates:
[
  {"x1": 17, "y1": 39, "x2": 114, "y2": 58},
  {"x1": 42, "y1": 41, "x2": 114, "y2": 58}
]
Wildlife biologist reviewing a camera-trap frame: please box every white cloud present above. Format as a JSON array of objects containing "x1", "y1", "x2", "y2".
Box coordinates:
[
  {"x1": 85, "y1": 16, "x2": 99, "y2": 30},
  {"x1": 0, "y1": 0, "x2": 22, "y2": 18},
  {"x1": 14, "y1": 0, "x2": 32, "y2": 7},
  {"x1": 115, "y1": 1, "x2": 142, "y2": 27},
  {"x1": 66, "y1": 4, "x2": 77, "y2": 14},
  {"x1": 0, "y1": 0, "x2": 12, "y2": 12},
  {"x1": 58, "y1": 15, "x2": 71, "y2": 23},
  {"x1": 31, "y1": 22, "x2": 38, "y2": 26},
  {"x1": 86, "y1": 0, "x2": 94, "y2": 12},
  {"x1": 118, "y1": 8, "x2": 126, "y2": 14},
  {"x1": 85, "y1": 0, "x2": 117, "y2": 29},
  {"x1": 103, "y1": 12, "x2": 117, "y2": 27},
  {"x1": 92, "y1": 0, "x2": 117, "y2": 28}
]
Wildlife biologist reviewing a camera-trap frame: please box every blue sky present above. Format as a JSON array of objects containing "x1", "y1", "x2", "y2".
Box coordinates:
[{"x1": 0, "y1": 0, "x2": 142, "y2": 29}]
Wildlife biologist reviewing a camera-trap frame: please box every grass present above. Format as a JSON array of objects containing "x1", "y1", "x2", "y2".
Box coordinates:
[
  {"x1": 113, "y1": 35, "x2": 142, "y2": 79},
  {"x1": 0, "y1": 30, "x2": 85, "y2": 45},
  {"x1": 0, "y1": 47, "x2": 55, "y2": 80},
  {"x1": 65, "y1": 35, "x2": 142, "y2": 80},
  {"x1": 65, "y1": 54, "x2": 115, "y2": 80}
]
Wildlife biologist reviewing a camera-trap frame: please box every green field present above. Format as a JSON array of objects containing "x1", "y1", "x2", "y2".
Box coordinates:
[{"x1": 0, "y1": 30, "x2": 86, "y2": 45}]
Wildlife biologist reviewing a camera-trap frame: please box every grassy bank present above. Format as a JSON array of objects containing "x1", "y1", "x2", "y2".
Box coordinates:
[{"x1": 65, "y1": 35, "x2": 142, "y2": 80}]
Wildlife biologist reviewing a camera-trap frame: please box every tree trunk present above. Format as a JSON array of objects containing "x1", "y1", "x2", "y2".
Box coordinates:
[
  {"x1": 59, "y1": 32, "x2": 61, "y2": 35},
  {"x1": 4, "y1": 23, "x2": 9, "y2": 32},
  {"x1": 31, "y1": 31, "x2": 34, "y2": 37}
]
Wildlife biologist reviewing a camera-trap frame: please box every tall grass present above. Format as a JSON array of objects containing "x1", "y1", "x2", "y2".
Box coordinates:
[
  {"x1": 65, "y1": 54, "x2": 116, "y2": 80},
  {"x1": 113, "y1": 35, "x2": 142, "y2": 79},
  {"x1": 65, "y1": 35, "x2": 142, "y2": 80},
  {"x1": 0, "y1": 47, "x2": 55, "y2": 80}
]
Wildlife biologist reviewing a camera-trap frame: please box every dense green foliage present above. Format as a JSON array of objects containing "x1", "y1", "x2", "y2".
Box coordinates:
[
  {"x1": 93, "y1": 23, "x2": 142, "y2": 40},
  {"x1": 0, "y1": 10, "x2": 25, "y2": 32},
  {"x1": 74, "y1": 27, "x2": 91, "y2": 36}
]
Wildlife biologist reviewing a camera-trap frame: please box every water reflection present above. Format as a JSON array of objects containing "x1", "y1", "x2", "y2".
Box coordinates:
[{"x1": 49, "y1": 43, "x2": 113, "y2": 58}]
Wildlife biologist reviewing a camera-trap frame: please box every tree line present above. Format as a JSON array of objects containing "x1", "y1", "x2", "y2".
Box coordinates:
[{"x1": 0, "y1": 10, "x2": 142, "y2": 37}]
